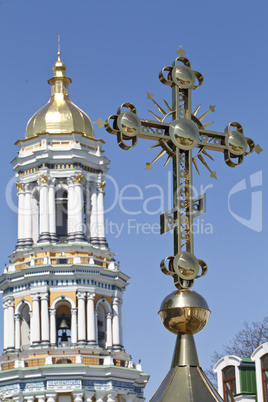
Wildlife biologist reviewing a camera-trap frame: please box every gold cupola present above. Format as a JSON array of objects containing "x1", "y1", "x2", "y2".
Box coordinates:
[{"x1": 25, "y1": 49, "x2": 94, "y2": 138}]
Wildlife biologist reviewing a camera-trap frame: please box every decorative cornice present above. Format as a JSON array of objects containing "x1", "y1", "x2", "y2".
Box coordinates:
[
  {"x1": 100, "y1": 181, "x2": 106, "y2": 192},
  {"x1": 112, "y1": 297, "x2": 123, "y2": 305},
  {"x1": 77, "y1": 292, "x2": 86, "y2": 299},
  {"x1": 0, "y1": 377, "x2": 146, "y2": 398},
  {"x1": 91, "y1": 181, "x2": 97, "y2": 190},
  {"x1": 74, "y1": 173, "x2": 84, "y2": 184},
  {"x1": 38, "y1": 173, "x2": 49, "y2": 184},
  {"x1": 31, "y1": 294, "x2": 40, "y2": 302},
  {"x1": 3, "y1": 301, "x2": 9, "y2": 309},
  {"x1": 7, "y1": 299, "x2": 15, "y2": 308},
  {"x1": 15, "y1": 182, "x2": 23, "y2": 192},
  {"x1": 24, "y1": 183, "x2": 32, "y2": 192},
  {"x1": 40, "y1": 294, "x2": 49, "y2": 301},
  {"x1": 67, "y1": 177, "x2": 74, "y2": 186},
  {"x1": 48, "y1": 177, "x2": 57, "y2": 186}
]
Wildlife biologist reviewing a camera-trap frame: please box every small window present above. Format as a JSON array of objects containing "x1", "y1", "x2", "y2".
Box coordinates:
[
  {"x1": 262, "y1": 354, "x2": 268, "y2": 402},
  {"x1": 56, "y1": 190, "x2": 68, "y2": 237},
  {"x1": 223, "y1": 366, "x2": 236, "y2": 402}
]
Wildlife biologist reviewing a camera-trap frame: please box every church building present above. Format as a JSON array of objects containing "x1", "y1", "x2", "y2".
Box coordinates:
[{"x1": 0, "y1": 49, "x2": 149, "y2": 401}]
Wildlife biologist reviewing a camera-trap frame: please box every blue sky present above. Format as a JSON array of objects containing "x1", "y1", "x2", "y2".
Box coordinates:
[{"x1": 0, "y1": 0, "x2": 267, "y2": 398}]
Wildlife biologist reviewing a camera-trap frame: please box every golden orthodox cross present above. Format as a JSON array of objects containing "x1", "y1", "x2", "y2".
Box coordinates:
[{"x1": 96, "y1": 47, "x2": 261, "y2": 291}]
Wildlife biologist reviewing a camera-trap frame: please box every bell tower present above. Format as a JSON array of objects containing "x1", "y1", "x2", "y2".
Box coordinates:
[{"x1": 0, "y1": 47, "x2": 149, "y2": 402}]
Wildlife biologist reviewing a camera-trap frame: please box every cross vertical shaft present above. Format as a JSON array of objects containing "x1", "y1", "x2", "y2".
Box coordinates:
[{"x1": 103, "y1": 47, "x2": 259, "y2": 401}]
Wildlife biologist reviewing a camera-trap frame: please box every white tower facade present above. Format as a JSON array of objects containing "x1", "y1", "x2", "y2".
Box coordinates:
[{"x1": 0, "y1": 51, "x2": 149, "y2": 401}]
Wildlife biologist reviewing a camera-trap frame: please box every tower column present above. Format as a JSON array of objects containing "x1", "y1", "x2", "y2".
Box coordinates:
[
  {"x1": 112, "y1": 297, "x2": 122, "y2": 349},
  {"x1": 87, "y1": 293, "x2": 96, "y2": 344},
  {"x1": 38, "y1": 176, "x2": 50, "y2": 242},
  {"x1": 85, "y1": 392, "x2": 95, "y2": 402},
  {"x1": 95, "y1": 309, "x2": 98, "y2": 344},
  {"x1": 107, "y1": 394, "x2": 117, "y2": 402},
  {"x1": 71, "y1": 308, "x2": 78, "y2": 344},
  {"x1": 85, "y1": 184, "x2": 91, "y2": 241},
  {"x1": 3, "y1": 301, "x2": 8, "y2": 351},
  {"x1": 97, "y1": 183, "x2": 108, "y2": 248},
  {"x1": 77, "y1": 293, "x2": 86, "y2": 344},
  {"x1": 67, "y1": 178, "x2": 75, "y2": 241},
  {"x1": 35, "y1": 396, "x2": 46, "y2": 402},
  {"x1": 49, "y1": 308, "x2": 57, "y2": 346},
  {"x1": 7, "y1": 298, "x2": 15, "y2": 351},
  {"x1": 118, "y1": 298, "x2": 123, "y2": 347},
  {"x1": 73, "y1": 175, "x2": 86, "y2": 241},
  {"x1": 31, "y1": 294, "x2": 40, "y2": 345},
  {"x1": 31, "y1": 186, "x2": 39, "y2": 244},
  {"x1": 24, "y1": 184, "x2": 33, "y2": 246},
  {"x1": 90, "y1": 182, "x2": 99, "y2": 246},
  {"x1": 95, "y1": 393, "x2": 106, "y2": 402},
  {"x1": 72, "y1": 393, "x2": 84, "y2": 402},
  {"x1": 15, "y1": 313, "x2": 21, "y2": 351},
  {"x1": 41, "y1": 293, "x2": 50, "y2": 345},
  {"x1": 13, "y1": 396, "x2": 24, "y2": 402},
  {"x1": 48, "y1": 178, "x2": 58, "y2": 242},
  {"x1": 29, "y1": 311, "x2": 33, "y2": 345},
  {"x1": 46, "y1": 394, "x2": 57, "y2": 402},
  {"x1": 24, "y1": 397, "x2": 35, "y2": 402},
  {"x1": 106, "y1": 312, "x2": 113, "y2": 349},
  {"x1": 16, "y1": 185, "x2": 25, "y2": 247}
]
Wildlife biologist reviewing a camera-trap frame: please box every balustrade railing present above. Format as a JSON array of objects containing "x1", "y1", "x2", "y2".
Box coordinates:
[
  {"x1": 0, "y1": 355, "x2": 136, "y2": 370},
  {"x1": 5, "y1": 255, "x2": 119, "y2": 272}
]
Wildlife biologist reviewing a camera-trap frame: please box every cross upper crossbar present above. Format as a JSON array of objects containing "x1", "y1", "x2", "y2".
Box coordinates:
[{"x1": 103, "y1": 50, "x2": 259, "y2": 290}]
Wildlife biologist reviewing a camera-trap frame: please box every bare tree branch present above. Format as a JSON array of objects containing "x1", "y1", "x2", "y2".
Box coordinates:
[{"x1": 205, "y1": 317, "x2": 268, "y2": 388}]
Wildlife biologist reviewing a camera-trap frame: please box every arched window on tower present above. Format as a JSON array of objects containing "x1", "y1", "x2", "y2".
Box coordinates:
[
  {"x1": 84, "y1": 187, "x2": 90, "y2": 241},
  {"x1": 32, "y1": 190, "x2": 39, "y2": 244},
  {"x1": 262, "y1": 354, "x2": 268, "y2": 401},
  {"x1": 223, "y1": 366, "x2": 236, "y2": 402},
  {"x1": 56, "y1": 303, "x2": 71, "y2": 347},
  {"x1": 97, "y1": 303, "x2": 106, "y2": 348},
  {"x1": 56, "y1": 189, "x2": 68, "y2": 240},
  {"x1": 21, "y1": 303, "x2": 30, "y2": 350},
  {"x1": 84, "y1": 194, "x2": 87, "y2": 238}
]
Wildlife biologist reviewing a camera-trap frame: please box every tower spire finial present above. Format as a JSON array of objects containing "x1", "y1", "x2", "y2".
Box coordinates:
[{"x1": 57, "y1": 35, "x2": 61, "y2": 61}]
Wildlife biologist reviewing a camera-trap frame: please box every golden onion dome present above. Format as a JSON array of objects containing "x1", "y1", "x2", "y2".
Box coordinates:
[{"x1": 25, "y1": 50, "x2": 94, "y2": 138}]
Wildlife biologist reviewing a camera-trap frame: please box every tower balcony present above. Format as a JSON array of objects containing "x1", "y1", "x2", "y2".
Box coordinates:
[
  {"x1": 5, "y1": 253, "x2": 119, "y2": 273},
  {"x1": 0, "y1": 349, "x2": 149, "y2": 401},
  {"x1": 0, "y1": 351, "x2": 142, "y2": 371}
]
